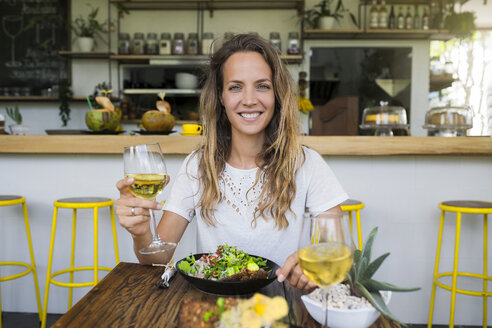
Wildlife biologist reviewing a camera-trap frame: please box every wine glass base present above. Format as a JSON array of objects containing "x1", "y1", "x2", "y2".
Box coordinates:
[
  {"x1": 5, "y1": 61, "x2": 22, "y2": 68},
  {"x1": 139, "y1": 241, "x2": 177, "y2": 254}
]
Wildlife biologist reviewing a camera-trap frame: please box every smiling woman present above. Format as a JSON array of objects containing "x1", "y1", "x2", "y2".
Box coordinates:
[{"x1": 115, "y1": 34, "x2": 349, "y2": 292}]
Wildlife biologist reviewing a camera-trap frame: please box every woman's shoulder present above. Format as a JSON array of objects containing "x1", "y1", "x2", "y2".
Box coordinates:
[{"x1": 300, "y1": 146, "x2": 323, "y2": 163}]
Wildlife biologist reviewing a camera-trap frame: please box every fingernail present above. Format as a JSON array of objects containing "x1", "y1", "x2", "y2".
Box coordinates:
[
  {"x1": 156, "y1": 203, "x2": 163, "y2": 210},
  {"x1": 277, "y1": 273, "x2": 285, "y2": 283},
  {"x1": 127, "y1": 177, "x2": 134, "y2": 183}
]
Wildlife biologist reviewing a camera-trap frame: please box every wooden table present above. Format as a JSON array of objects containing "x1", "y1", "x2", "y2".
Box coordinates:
[{"x1": 53, "y1": 262, "x2": 398, "y2": 328}]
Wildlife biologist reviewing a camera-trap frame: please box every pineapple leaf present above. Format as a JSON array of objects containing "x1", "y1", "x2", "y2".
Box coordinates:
[
  {"x1": 365, "y1": 279, "x2": 421, "y2": 293},
  {"x1": 360, "y1": 252, "x2": 390, "y2": 281},
  {"x1": 355, "y1": 281, "x2": 408, "y2": 327},
  {"x1": 360, "y1": 227, "x2": 378, "y2": 263}
]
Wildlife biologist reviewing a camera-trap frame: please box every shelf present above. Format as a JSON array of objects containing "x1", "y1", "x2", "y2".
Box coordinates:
[
  {"x1": 430, "y1": 73, "x2": 456, "y2": 92},
  {"x1": 123, "y1": 89, "x2": 201, "y2": 96},
  {"x1": 303, "y1": 29, "x2": 454, "y2": 41},
  {"x1": 111, "y1": 54, "x2": 302, "y2": 65},
  {"x1": 111, "y1": 55, "x2": 210, "y2": 65},
  {"x1": 111, "y1": 0, "x2": 303, "y2": 11},
  {"x1": 59, "y1": 51, "x2": 114, "y2": 59},
  {"x1": 0, "y1": 96, "x2": 59, "y2": 101}
]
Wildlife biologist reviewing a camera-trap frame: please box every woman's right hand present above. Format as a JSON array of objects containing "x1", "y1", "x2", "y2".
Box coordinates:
[{"x1": 115, "y1": 177, "x2": 163, "y2": 238}]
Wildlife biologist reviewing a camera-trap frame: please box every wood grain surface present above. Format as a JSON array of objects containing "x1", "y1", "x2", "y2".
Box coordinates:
[
  {"x1": 52, "y1": 262, "x2": 400, "y2": 328},
  {"x1": 1, "y1": 135, "x2": 491, "y2": 155}
]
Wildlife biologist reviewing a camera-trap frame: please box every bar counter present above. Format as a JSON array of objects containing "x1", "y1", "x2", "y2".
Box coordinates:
[
  {"x1": 1, "y1": 135, "x2": 491, "y2": 326},
  {"x1": 1, "y1": 135, "x2": 492, "y2": 155}
]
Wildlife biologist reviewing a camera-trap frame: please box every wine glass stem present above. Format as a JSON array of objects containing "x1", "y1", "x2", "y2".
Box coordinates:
[
  {"x1": 323, "y1": 288, "x2": 329, "y2": 328},
  {"x1": 149, "y1": 204, "x2": 161, "y2": 242},
  {"x1": 11, "y1": 37, "x2": 15, "y2": 63}
]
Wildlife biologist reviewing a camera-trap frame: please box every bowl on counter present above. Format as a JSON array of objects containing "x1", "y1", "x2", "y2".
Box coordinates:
[
  {"x1": 423, "y1": 105, "x2": 472, "y2": 137},
  {"x1": 359, "y1": 102, "x2": 408, "y2": 136},
  {"x1": 175, "y1": 72, "x2": 198, "y2": 89},
  {"x1": 301, "y1": 289, "x2": 391, "y2": 328}
]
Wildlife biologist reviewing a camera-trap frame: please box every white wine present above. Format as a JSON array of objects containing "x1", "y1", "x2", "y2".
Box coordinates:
[
  {"x1": 298, "y1": 243, "x2": 353, "y2": 287},
  {"x1": 126, "y1": 174, "x2": 168, "y2": 199}
]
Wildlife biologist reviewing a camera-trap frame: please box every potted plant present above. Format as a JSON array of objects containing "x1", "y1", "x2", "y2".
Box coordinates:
[
  {"x1": 302, "y1": 227, "x2": 420, "y2": 328},
  {"x1": 6, "y1": 105, "x2": 29, "y2": 135},
  {"x1": 303, "y1": 0, "x2": 357, "y2": 30},
  {"x1": 444, "y1": 10, "x2": 476, "y2": 39},
  {"x1": 70, "y1": 4, "x2": 107, "y2": 52}
]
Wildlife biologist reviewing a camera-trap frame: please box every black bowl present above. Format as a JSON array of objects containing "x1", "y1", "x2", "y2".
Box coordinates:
[{"x1": 176, "y1": 253, "x2": 279, "y2": 296}]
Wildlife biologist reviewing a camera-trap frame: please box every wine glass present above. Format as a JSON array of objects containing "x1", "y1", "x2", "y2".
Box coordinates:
[
  {"x1": 2, "y1": 15, "x2": 23, "y2": 68},
  {"x1": 123, "y1": 143, "x2": 176, "y2": 254},
  {"x1": 297, "y1": 210, "x2": 355, "y2": 328}
]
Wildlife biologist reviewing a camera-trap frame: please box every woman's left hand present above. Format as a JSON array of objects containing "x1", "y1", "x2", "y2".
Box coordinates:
[{"x1": 276, "y1": 252, "x2": 317, "y2": 291}]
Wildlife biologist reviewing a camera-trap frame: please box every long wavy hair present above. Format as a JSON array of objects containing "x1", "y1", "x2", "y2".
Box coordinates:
[{"x1": 195, "y1": 33, "x2": 303, "y2": 229}]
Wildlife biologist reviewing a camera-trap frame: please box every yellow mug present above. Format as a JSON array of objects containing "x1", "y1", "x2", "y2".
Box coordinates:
[{"x1": 182, "y1": 124, "x2": 202, "y2": 134}]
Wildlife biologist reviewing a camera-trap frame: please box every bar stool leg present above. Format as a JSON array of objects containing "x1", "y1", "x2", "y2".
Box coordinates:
[
  {"x1": 41, "y1": 206, "x2": 59, "y2": 328},
  {"x1": 449, "y1": 212, "x2": 462, "y2": 328},
  {"x1": 22, "y1": 201, "x2": 42, "y2": 322},
  {"x1": 356, "y1": 209, "x2": 363, "y2": 250},
  {"x1": 68, "y1": 209, "x2": 77, "y2": 311},
  {"x1": 94, "y1": 207, "x2": 99, "y2": 285},
  {"x1": 348, "y1": 211, "x2": 353, "y2": 236},
  {"x1": 109, "y1": 205, "x2": 120, "y2": 264},
  {"x1": 428, "y1": 209, "x2": 446, "y2": 328},
  {"x1": 0, "y1": 286, "x2": 3, "y2": 328},
  {"x1": 483, "y1": 214, "x2": 488, "y2": 328}
]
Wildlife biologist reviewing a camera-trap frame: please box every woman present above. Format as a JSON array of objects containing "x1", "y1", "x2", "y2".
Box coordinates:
[{"x1": 116, "y1": 34, "x2": 348, "y2": 290}]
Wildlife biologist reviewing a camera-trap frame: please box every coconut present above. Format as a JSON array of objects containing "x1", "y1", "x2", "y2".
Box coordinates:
[
  {"x1": 142, "y1": 110, "x2": 175, "y2": 131},
  {"x1": 86, "y1": 109, "x2": 120, "y2": 131}
]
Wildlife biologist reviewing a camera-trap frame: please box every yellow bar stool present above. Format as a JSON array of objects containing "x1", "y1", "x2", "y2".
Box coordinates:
[
  {"x1": 41, "y1": 197, "x2": 120, "y2": 328},
  {"x1": 428, "y1": 200, "x2": 492, "y2": 328},
  {"x1": 0, "y1": 195, "x2": 42, "y2": 328},
  {"x1": 340, "y1": 199, "x2": 364, "y2": 250}
]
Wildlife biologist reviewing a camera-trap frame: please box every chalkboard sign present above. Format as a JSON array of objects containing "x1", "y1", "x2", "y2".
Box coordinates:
[{"x1": 0, "y1": 0, "x2": 69, "y2": 96}]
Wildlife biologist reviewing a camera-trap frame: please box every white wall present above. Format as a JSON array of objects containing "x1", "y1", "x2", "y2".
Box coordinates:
[{"x1": 1, "y1": 153, "x2": 491, "y2": 326}]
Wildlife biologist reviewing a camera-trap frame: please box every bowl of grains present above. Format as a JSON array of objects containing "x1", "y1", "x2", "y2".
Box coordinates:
[{"x1": 301, "y1": 284, "x2": 392, "y2": 328}]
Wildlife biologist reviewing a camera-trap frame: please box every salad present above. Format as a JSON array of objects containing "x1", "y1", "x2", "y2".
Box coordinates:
[{"x1": 178, "y1": 244, "x2": 269, "y2": 281}]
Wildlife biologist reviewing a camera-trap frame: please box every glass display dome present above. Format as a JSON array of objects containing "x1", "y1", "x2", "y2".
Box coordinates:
[
  {"x1": 423, "y1": 106, "x2": 472, "y2": 137},
  {"x1": 360, "y1": 102, "x2": 408, "y2": 136}
]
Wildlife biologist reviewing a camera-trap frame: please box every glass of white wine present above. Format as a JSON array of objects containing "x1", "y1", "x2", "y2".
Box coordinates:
[
  {"x1": 123, "y1": 143, "x2": 176, "y2": 254},
  {"x1": 297, "y1": 210, "x2": 355, "y2": 328}
]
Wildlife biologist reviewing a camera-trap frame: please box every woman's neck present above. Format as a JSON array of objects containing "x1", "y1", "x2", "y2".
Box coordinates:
[{"x1": 228, "y1": 134, "x2": 264, "y2": 169}]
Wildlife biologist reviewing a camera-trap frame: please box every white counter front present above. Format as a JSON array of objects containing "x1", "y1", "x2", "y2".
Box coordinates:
[{"x1": 1, "y1": 150, "x2": 491, "y2": 325}]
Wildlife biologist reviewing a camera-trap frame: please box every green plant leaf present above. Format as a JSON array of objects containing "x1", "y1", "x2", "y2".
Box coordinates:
[
  {"x1": 357, "y1": 256, "x2": 368, "y2": 279},
  {"x1": 355, "y1": 281, "x2": 408, "y2": 327},
  {"x1": 361, "y1": 227, "x2": 378, "y2": 263},
  {"x1": 360, "y1": 252, "x2": 390, "y2": 281},
  {"x1": 365, "y1": 279, "x2": 420, "y2": 293}
]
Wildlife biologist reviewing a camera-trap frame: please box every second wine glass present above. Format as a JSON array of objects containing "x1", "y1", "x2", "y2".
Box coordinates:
[
  {"x1": 123, "y1": 143, "x2": 176, "y2": 254},
  {"x1": 297, "y1": 210, "x2": 355, "y2": 328}
]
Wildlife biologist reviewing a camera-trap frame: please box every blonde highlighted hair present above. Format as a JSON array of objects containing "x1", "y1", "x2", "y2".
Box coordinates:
[{"x1": 195, "y1": 33, "x2": 303, "y2": 229}]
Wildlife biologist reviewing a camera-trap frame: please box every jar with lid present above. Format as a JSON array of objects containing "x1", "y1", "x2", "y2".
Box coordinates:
[
  {"x1": 186, "y1": 33, "x2": 198, "y2": 55},
  {"x1": 118, "y1": 33, "x2": 131, "y2": 54},
  {"x1": 146, "y1": 32, "x2": 159, "y2": 54},
  {"x1": 132, "y1": 32, "x2": 146, "y2": 55},
  {"x1": 159, "y1": 33, "x2": 172, "y2": 55},
  {"x1": 201, "y1": 32, "x2": 214, "y2": 55},
  {"x1": 287, "y1": 32, "x2": 300, "y2": 55},
  {"x1": 172, "y1": 32, "x2": 185, "y2": 55},
  {"x1": 269, "y1": 32, "x2": 281, "y2": 54}
]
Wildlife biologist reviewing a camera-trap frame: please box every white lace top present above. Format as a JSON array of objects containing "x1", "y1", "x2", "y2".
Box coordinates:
[{"x1": 164, "y1": 147, "x2": 348, "y2": 266}]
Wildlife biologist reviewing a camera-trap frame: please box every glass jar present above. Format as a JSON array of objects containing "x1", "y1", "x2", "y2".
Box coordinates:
[
  {"x1": 201, "y1": 32, "x2": 214, "y2": 55},
  {"x1": 118, "y1": 33, "x2": 131, "y2": 54},
  {"x1": 132, "y1": 32, "x2": 146, "y2": 55},
  {"x1": 287, "y1": 32, "x2": 300, "y2": 55},
  {"x1": 0, "y1": 113, "x2": 4, "y2": 134},
  {"x1": 186, "y1": 32, "x2": 198, "y2": 55},
  {"x1": 159, "y1": 33, "x2": 172, "y2": 55},
  {"x1": 172, "y1": 32, "x2": 185, "y2": 55},
  {"x1": 269, "y1": 32, "x2": 281, "y2": 54},
  {"x1": 146, "y1": 32, "x2": 159, "y2": 54}
]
